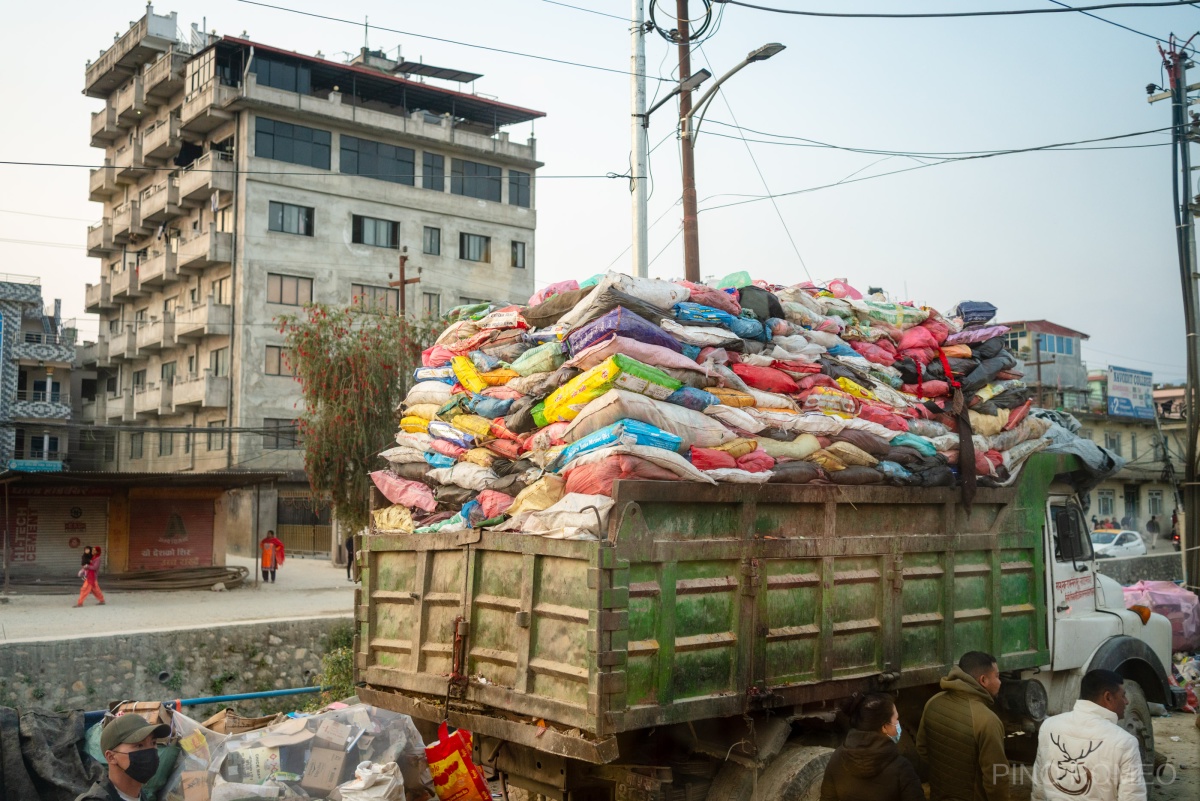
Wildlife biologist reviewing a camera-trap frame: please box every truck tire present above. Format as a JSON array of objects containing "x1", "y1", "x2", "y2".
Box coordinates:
[
  {"x1": 1120, "y1": 680, "x2": 1156, "y2": 769},
  {"x1": 705, "y1": 744, "x2": 833, "y2": 801}
]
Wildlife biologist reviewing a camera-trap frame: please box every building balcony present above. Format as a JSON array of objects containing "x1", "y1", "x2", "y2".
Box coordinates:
[
  {"x1": 84, "y1": 279, "x2": 113, "y2": 313},
  {"x1": 140, "y1": 178, "x2": 182, "y2": 224},
  {"x1": 143, "y1": 115, "x2": 181, "y2": 161},
  {"x1": 175, "y1": 297, "x2": 232, "y2": 339},
  {"x1": 78, "y1": 340, "x2": 110, "y2": 368},
  {"x1": 180, "y1": 151, "x2": 235, "y2": 205},
  {"x1": 115, "y1": 74, "x2": 147, "y2": 126},
  {"x1": 12, "y1": 336, "x2": 76, "y2": 367},
  {"x1": 181, "y1": 81, "x2": 237, "y2": 135},
  {"x1": 172, "y1": 372, "x2": 230, "y2": 409},
  {"x1": 86, "y1": 219, "x2": 116, "y2": 257},
  {"x1": 84, "y1": 7, "x2": 179, "y2": 98},
  {"x1": 79, "y1": 394, "x2": 106, "y2": 425},
  {"x1": 177, "y1": 226, "x2": 233, "y2": 272},
  {"x1": 88, "y1": 162, "x2": 120, "y2": 201},
  {"x1": 134, "y1": 314, "x2": 174, "y2": 351},
  {"x1": 112, "y1": 200, "x2": 147, "y2": 243},
  {"x1": 110, "y1": 265, "x2": 144, "y2": 300},
  {"x1": 90, "y1": 105, "x2": 119, "y2": 148},
  {"x1": 106, "y1": 391, "x2": 134, "y2": 422},
  {"x1": 139, "y1": 247, "x2": 178, "y2": 287},
  {"x1": 134, "y1": 383, "x2": 171, "y2": 417},
  {"x1": 143, "y1": 48, "x2": 188, "y2": 102},
  {"x1": 114, "y1": 139, "x2": 145, "y2": 182},
  {"x1": 12, "y1": 390, "x2": 71, "y2": 421},
  {"x1": 108, "y1": 327, "x2": 137, "y2": 360}
]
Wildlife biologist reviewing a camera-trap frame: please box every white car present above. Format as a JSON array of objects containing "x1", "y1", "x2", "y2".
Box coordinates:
[{"x1": 1090, "y1": 529, "x2": 1148, "y2": 558}]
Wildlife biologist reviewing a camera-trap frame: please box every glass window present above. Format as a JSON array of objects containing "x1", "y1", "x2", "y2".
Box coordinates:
[
  {"x1": 263, "y1": 418, "x2": 301, "y2": 449},
  {"x1": 207, "y1": 420, "x2": 225, "y2": 451},
  {"x1": 209, "y1": 347, "x2": 229, "y2": 377},
  {"x1": 423, "y1": 153, "x2": 445, "y2": 191},
  {"x1": 253, "y1": 56, "x2": 312, "y2": 95},
  {"x1": 459, "y1": 232, "x2": 491, "y2": 263},
  {"x1": 130, "y1": 432, "x2": 144, "y2": 460},
  {"x1": 1065, "y1": 338, "x2": 1074, "y2": 356},
  {"x1": 1051, "y1": 504, "x2": 1093, "y2": 562},
  {"x1": 268, "y1": 201, "x2": 314, "y2": 236},
  {"x1": 509, "y1": 170, "x2": 531, "y2": 207},
  {"x1": 511, "y1": 241, "x2": 526, "y2": 269},
  {"x1": 159, "y1": 431, "x2": 173, "y2": 457},
  {"x1": 267, "y1": 273, "x2": 314, "y2": 306},
  {"x1": 422, "y1": 292, "x2": 441, "y2": 317},
  {"x1": 423, "y1": 226, "x2": 441, "y2": 256},
  {"x1": 265, "y1": 345, "x2": 296, "y2": 376},
  {"x1": 132, "y1": 369, "x2": 146, "y2": 389},
  {"x1": 1097, "y1": 489, "x2": 1115, "y2": 517},
  {"x1": 1104, "y1": 431, "x2": 1122, "y2": 456},
  {"x1": 255, "y1": 117, "x2": 330, "y2": 169},
  {"x1": 351, "y1": 283, "x2": 400, "y2": 314},
  {"x1": 340, "y1": 135, "x2": 415, "y2": 185},
  {"x1": 450, "y1": 159, "x2": 502, "y2": 202},
  {"x1": 1131, "y1": 433, "x2": 1139, "y2": 460},
  {"x1": 161, "y1": 361, "x2": 176, "y2": 384},
  {"x1": 103, "y1": 434, "x2": 116, "y2": 462},
  {"x1": 183, "y1": 425, "x2": 191, "y2": 455},
  {"x1": 351, "y1": 215, "x2": 399, "y2": 249},
  {"x1": 212, "y1": 277, "x2": 230, "y2": 305},
  {"x1": 1148, "y1": 490, "x2": 1163, "y2": 516}
]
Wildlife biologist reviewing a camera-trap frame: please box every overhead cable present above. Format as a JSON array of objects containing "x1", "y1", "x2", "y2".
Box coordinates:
[{"x1": 712, "y1": 0, "x2": 1200, "y2": 19}]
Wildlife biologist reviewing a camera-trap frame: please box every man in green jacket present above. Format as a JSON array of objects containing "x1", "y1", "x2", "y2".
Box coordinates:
[{"x1": 917, "y1": 651, "x2": 1008, "y2": 801}]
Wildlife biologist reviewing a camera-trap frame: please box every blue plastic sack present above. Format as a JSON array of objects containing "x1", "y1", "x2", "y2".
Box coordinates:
[
  {"x1": 423, "y1": 451, "x2": 457, "y2": 469},
  {"x1": 890, "y1": 432, "x2": 936, "y2": 457},
  {"x1": 681, "y1": 343, "x2": 702, "y2": 361},
  {"x1": 470, "y1": 395, "x2": 514, "y2": 419},
  {"x1": 413, "y1": 367, "x2": 458, "y2": 385},
  {"x1": 666, "y1": 386, "x2": 721, "y2": 412},
  {"x1": 428, "y1": 420, "x2": 475, "y2": 449},
  {"x1": 673, "y1": 302, "x2": 736, "y2": 327},
  {"x1": 877, "y1": 460, "x2": 915, "y2": 485},
  {"x1": 461, "y1": 499, "x2": 483, "y2": 527},
  {"x1": 566, "y1": 306, "x2": 682, "y2": 356},
  {"x1": 470, "y1": 350, "x2": 502, "y2": 373},
  {"x1": 553, "y1": 419, "x2": 682, "y2": 472},
  {"x1": 728, "y1": 316, "x2": 768, "y2": 342},
  {"x1": 826, "y1": 342, "x2": 858, "y2": 358}
]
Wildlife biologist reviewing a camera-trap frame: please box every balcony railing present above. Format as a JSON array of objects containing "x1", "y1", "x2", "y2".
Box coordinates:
[
  {"x1": 114, "y1": 139, "x2": 145, "y2": 182},
  {"x1": 180, "y1": 81, "x2": 237, "y2": 134},
  {"x1": 180, "y1": 151, "x2": 235, "y2": 204},
  {"x1": 142, "y1": 115, "x2": 181, "y2": 161},
  {"x1": 78, "y1": 340, "x2": 110, "y2": 367},
  {"x1": 143, "y1": 48, "x2": 188, "y2": 100},
  {"x1": 140, "y1": 177, "x2": 181, "y2": 224},
  {"x1": 175, "y1": 297, "x2": 232, "y2": 338},
  {"x1": 115, "y1": 74, "x2": 146, "y2": 125},
  {"x1": 90, "y1": 105, "x2": 119, "y2": 147},
  {"x1": 85, "y1": 279, "x2": 113, "y2": 313},
  {"x1": 106, "y1": 391, "x2": 135, "y2": 422},
  {"x1": 134, "y1": 313, "x2": 175, "y2": 350},
  {"x1": 178, "y1": 225, "x2": 233, "y2": 271},
  {"x1": 110, "y1": 265, "x2": 143, "y2": 299},
  {"x1": 173, "y1": 372, "x2": 230, "y2": 408},
  {"x1": 108, "y1": 327, "x2": 138, "y2": 360},
  {"x1": 84, "y1": 7, "x2": 179, "y2": 97},
  {"x1": 15, "y1": 390, "x2": 70, "y2": 404},
  {"x1": 20, "y1": 330, "x2": 76, "y2": 346},
  {"x1": 134, "y1": 383, "x2": 170, "y2": 416},
  {"x1": 88, "y1": 162, "x2": 119, "y2": 201},
  {"x1": 139, "y1": 248, "x2": 178, "y2": 286},
  {"x1": 112, "y1": 200, "x2": 145, "y2": 242},
  {"x1": 86, "y1": 219, "x2": 115, "y2": 257}
]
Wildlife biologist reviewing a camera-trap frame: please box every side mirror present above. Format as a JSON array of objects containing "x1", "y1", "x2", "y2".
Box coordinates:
[{"x1": 1056, "y1": 509, "x2": 1079, "y2": 561}]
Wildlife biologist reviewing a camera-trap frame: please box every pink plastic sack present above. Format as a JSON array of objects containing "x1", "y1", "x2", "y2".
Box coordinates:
[
  {"x1": 736, "y1": 449, "x2": 775, "y2": 473},
  {"x1": 730, "y1": 363, "x2": 799, "y2": 395},
  {"x1": 529, "y1": 280, "x2": 580, "y2": 306},
  {"x1": 370, "y1": 471, "x2": 437, "y2": 512},
  {"x1": 850, "y1": 341, "x2": 897, "y2": 366},
  {"x1": 897, "y1": 326, "x2": 939, "y2": 351},
  {"x1": 826, "y1": 279, "x2": 863, "y2": 300},
  {"x1": 477, "y1": 490, "x2": 515, "y2": 519},
  {"x1": 679, "y1": 281, "x2": 742, "y2": 316},
  {"x1": 1124, "y1": 581, "x2": 1200, "y2": 651},
  {"x1": 691, "y1": 447, "x2": 737, "y2": 470},
  {"x1": 563, "y1": 454, "x2": 680, "y2": 496},
  {"x1": 422, "y1": 345, "x2": 456, "y2": 368}
]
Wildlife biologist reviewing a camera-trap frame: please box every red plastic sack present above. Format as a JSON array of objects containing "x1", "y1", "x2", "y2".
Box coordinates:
[
  {"x1": 897, "y1": 326, "x2": 939, "y2": 351},
  {"x1": 680, "y1": 281, "x2": 742, "y2": 316},
  {"x1": 902, "y1": 380, "x2": 950, "y2": 399},
  {"x1": 899, "y1": 347, "x2": 937, "y2": 367},
  {"x1": 796, "y1": 374, "x2": 839, "y2": 393},
  {"x1": 484, "y1": 439, "x2": 523, "y2": 460},
  {"x1": 857, "y1": 403, "x2": 910, "y2": 432},
  {"x1": 736, "y1": 448, "x2": 775, "y2": 473},
  {"x1": 771, "y1": 359, "x2": 822, "y2": 376},
  {"x1": 564, "y1": 454, "x2": 680, "y2": 496},
  {"x1": 425, "y1": 722, "x2": 490, "y2": 801},
  {"x1": 850, "y1": 341, "x2": 896, "y2": 366},
  {"x1": 422, "y1": 345, "x2": 456, "y2": 368},
  {"x1": 920, "y1": 316, "x2": 951, "y2": 345},
  {"x1": 477, "y1": 490, "x2": 515, "y2": 519},
  {"x1": 430, "y1": 439, "x2": 467, "y2": 459},
  {"x1": 690, "y1": 447, "x2": 737, "y2": 470},
  {"x1": 730, "y1": 363, "x2": 799, "y2": 395}
]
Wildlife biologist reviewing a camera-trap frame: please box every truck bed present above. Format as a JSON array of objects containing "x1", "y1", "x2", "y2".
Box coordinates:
[{"x1": 358, "y1": 454, "x2": 1064, "y2": 761}]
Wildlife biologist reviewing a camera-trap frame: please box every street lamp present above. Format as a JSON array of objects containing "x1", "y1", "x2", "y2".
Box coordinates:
[{"x1": 678, "y1": 43, "x2": 786, "y2": 282}]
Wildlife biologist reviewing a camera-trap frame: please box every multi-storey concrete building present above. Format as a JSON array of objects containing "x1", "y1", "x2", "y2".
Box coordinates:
[
  {"x1": 999, "y1": 319, "x2": 1091, "y2": 411},
  {"x1": 80, "y1": 7, "x2": 543, "y2": 553}
]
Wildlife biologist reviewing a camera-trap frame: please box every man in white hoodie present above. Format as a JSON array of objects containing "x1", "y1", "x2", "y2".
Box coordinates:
[{"x1": 1031, "y1": 669, "x2": 1146, "y2": 801}]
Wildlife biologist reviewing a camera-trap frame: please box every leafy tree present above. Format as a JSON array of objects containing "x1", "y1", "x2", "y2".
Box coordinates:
[{"x1": 279, "y1": 303, "x2": 442, "y2": 531}]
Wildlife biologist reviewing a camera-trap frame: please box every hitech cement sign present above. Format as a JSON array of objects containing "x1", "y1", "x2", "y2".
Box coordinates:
[{"x1": 1107, "y1": 366, "x2": 1155, "y2": 420}]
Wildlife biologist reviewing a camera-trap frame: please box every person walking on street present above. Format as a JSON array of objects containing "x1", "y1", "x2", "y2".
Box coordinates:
[
  {"x1": 1145, "y1": 516, "x2": 1160, "y2": 550},
  {"x1": 260, "y1": 530, "x2": 285, "y2": 583},
  {"x1": 1120, "y1": 513, "x2": 1133, "y2": 530},
  {"x1": 821, "y1": 692, "x2": 924, "y2": 801},
  {"x1": 75, "y1": 713, "x2": 170, "y2": 801},
  {"x1": 345, "y1": 533, "x2": 355, "y2": 582},
  {"x1": 76, "y1": 547, "x2": 105, "y2": 607},
  {"x1": 917, "y1": 651, "x2": 1008, "y2": 801},
  {"x1": 1031, "y1": 669, "x2": 1146, "y2": 801}
]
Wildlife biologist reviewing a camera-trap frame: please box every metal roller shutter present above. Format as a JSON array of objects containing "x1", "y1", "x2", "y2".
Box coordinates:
[
  {"x1": 6, "y1": 491, "x2": 109, "y2": 579},
  {"x1": 127, "y1": 498, "x2": 215, "y2": 570}
]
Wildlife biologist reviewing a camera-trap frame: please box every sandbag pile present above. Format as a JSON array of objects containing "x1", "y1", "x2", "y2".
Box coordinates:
[{"x1": 372, "y1": 272, "x2": 1055, "y2": 540}]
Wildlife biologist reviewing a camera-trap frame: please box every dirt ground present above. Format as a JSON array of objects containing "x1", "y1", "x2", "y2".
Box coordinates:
[{"x1": 1008, "y1": 712, "x2": 1200, "y2": 800}]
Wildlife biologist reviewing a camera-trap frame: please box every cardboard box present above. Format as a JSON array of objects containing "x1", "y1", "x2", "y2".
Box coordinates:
[
  {"x1": 180, "y1": 771, "x2": 210, "y2": 801},
  {"x1": 222, "y1": 746, "x2": 282, "y2": 785},
  {"x1": 300, "y1": 747, "x2": 349, "y2": 794},
  {"x1": 200, "y1": 708, "x2": 281, "y2": 735},
  {"x1": 314, "y1": 719, "x2": 351, "y2": 750}
]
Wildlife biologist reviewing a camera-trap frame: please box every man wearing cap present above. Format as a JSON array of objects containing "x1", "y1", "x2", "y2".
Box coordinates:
[{"x1": 75, "y1": 713, "x2": 170, "y2": 801}]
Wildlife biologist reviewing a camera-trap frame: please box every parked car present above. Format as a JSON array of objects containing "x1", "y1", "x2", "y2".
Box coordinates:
[{"x1": 1090, "y1": 529, "x2": 1148, "y2": 558}]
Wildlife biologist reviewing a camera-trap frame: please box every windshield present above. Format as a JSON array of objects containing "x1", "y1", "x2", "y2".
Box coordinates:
[{"x1": 1091, "y1": 532, "x2": 1117, "y2": 545}]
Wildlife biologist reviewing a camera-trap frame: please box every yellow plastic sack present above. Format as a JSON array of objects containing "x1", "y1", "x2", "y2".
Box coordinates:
[
  {"x1": 405, "y1": 403, "x2": 441, "y2": 421},
  {"x1": 968, "y1": 408, "x2": 1009, "y2": 437},
  {"x1": 759, "y1": 434, "x2": 821, "y2": 460},
  {"x1": 806, "y1": 449, "x2": 847, "y2": 471},
  {"x1": 399, "y1": 416, "x2": 430, "y2": 433},
  {"x1": 712, "y1": 438, "x2": 758, "y2": 458},
  {"x1": 507, "y1": 475, "x2": 566, "y2": 516},
  {"x1": 462, "y1": 448, "x2": 497, "y2": 468},
  {"x1": 543, "y1": 358, "x2": 624, "y2": 423},
  {"x1": 836, "y1": 377, "x2": 876, "y2": 403},
  {"x1": 451, "y1": 355, "x2": 488, "y2": 395},
  {"x1": 480, "y1": 368, "x2": 520, "y2": 387},
  {"x1": 708, "y1": 387, "x2": 756, "y2": 407},
  {"x1": 825, "y1": 441, "x2": 879, "y2": 467},
  {"x1": 373, "y1": 504, "x2": 414, "y2": 532},
  {"x1": 451, "y1": 414, "x2": 494, "y2": 440}
]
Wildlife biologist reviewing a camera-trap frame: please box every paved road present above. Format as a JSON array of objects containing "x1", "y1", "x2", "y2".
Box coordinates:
[{"x1": 0, "y1": 555, "x2": 355, "y2": 643}]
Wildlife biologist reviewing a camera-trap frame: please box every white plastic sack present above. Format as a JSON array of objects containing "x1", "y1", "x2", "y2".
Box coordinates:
[
  {"x1": 331, "y1": 761, "x2": 405, "y2": 801},
  {"x1": 704, "y1": 468, "x2": 773, "y2": 484},
  {"x1": 392, "y1": 431, "x2": 433, "y2": 451},
  {"x1": 404, "y1": 381, "x2": 454, "y2": 406},
  {"x1": 426, "y1": 463, "x2": 498, "y2": 491},
  {"x1": 758, "y1": 434, "x2": 821, "y2": 460},
  {"x1": 562, "y1": 389, "x2": 735, "y2": 452},
  {"x1": 380, "y1": 446, "x2": 427, "y2": 465},
  {"x1": 704, "y1": 404, "x2": 766, "y2": 434},
  {"x1": 522, "y1": 493, "x2": 616, "y2": 540},
  {"x1": 745, "y1": 388, "x2": 800, "y2": 411},
  {"x1": 661, "y1": 319, "x2": 742, "y2": 347}
]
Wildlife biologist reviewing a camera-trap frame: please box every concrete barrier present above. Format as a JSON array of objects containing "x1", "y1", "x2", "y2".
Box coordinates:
[{"x1": 1093, "y1": 551, "x2": 1185, "y2": 585}]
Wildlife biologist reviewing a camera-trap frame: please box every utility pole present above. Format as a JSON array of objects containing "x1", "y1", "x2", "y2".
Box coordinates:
[
  {"x1": 631, "y1": 0, "x2": 649, "y2": 278},
  {"x1": 1030, "y1": 336, "x2": 1054, "y2": 409},
  {"x1": 1151, "y1": 42, "x2": 1200, "y2": 590},
  {"x1": 676, "y1": 0, "x2": 701, "y2": 283},
  {"x1": 388, "y1": 247, "x2": 421, "y2": 316}
]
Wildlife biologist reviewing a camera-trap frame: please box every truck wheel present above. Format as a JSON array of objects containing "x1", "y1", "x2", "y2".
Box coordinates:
[
  {"x1": 1120, "y1": 680, "x2": 1156, "y2": 770},
  {"x1": 754, "y1": 744, "x2": 833, "y2": 801}
]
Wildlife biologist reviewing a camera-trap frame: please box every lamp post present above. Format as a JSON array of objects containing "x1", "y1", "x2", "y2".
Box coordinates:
[{"x1": 678, "y1": 42, "x2": 785, "y2": 282}]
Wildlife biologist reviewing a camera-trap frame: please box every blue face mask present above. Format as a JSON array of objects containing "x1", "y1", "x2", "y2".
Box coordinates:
[{"x1": 889, "y1": 722, "x2": 902, "y2": 744}]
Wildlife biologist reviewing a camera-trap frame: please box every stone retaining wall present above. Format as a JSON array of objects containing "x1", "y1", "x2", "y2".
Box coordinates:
[{"x1": 1094, "y1": 552, "x2": 1185, "y2": 585}]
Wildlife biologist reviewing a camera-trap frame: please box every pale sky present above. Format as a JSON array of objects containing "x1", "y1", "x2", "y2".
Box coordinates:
[{"x1": 3, "y1": 1, "x2": 1197, "y2": 382}]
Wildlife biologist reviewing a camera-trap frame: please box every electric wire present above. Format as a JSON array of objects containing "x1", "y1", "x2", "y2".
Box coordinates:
[
  {"x1": 235, "y1": 0, "x2": 673, "y2": 82},
  {"x1": 1045, "y1": 0, "x2": 1193, "y2": 49},
  {"x1": 700, "y1": 128, "x2": 1173, "y2": 152},
  {"x1": 712, "y1": 0, "x2": 1200, "y2": 18},
  {"x1": 539, "y1": 0, "x2": 629, "y2": 21}
]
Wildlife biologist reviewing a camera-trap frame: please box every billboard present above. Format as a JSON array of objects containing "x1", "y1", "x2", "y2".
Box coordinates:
[{"x1": 1107, "y1": 366, "x2": 1155, "y2": 420}]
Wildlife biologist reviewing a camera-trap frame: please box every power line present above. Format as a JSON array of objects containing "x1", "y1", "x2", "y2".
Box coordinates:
[
  {"x1": 0, "y1": 209, "x2": 95, "y2": 223},
  {"x1": 1045, "y1": 0, "x2": 1190, "y2": 48},
  {"x1": 236, "y1": 0, "x2": 672, "y2": 82},
  {"x1": 701, "y1": 128, "x2": 1172, "y2": 153},
  {"x1": 713, "y1": 0, "x2": 1200, "y2": 19},
  {"x1": 539, "y1": 0, "x2": 629, "y2": 22}
]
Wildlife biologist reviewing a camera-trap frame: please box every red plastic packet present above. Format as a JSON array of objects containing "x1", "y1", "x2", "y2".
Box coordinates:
[{"x1": 425, "y1": 721, "x2": 490, "y2": 801}]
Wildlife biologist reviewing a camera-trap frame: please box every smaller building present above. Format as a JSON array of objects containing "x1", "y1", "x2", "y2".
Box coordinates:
[{"x1": 999, "y1": 320, "x2": 1090, "y2": 411}]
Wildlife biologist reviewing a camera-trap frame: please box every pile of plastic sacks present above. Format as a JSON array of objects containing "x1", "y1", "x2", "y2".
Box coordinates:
[{"x1": 371, "y1": 271, "x2": 1053, "y2": 540}]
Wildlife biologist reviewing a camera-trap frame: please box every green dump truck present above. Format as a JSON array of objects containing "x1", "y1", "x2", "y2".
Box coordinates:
[{"x1": 356, "y1": 452, "x2": 1177, "y2": 800}]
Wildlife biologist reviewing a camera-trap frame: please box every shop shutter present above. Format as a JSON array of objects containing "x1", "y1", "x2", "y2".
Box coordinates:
[
  {"x1": 127, "y1": 498, "x2": 215, "y2": 570},
  {"x1": 6, "y1": 493, "x2": 109, "y2": 579}
]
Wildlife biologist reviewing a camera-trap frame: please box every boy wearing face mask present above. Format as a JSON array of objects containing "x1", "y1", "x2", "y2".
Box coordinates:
[
  {"x1": 820, "y1": 692, "x2": 924, "y2": 801},
  {"x1": 75, "y1": 713, "x2": 170, "y2": 801}
]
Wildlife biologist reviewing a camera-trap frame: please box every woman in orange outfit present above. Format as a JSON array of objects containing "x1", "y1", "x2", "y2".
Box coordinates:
[
  {"x1": 76, "y1": 546, "x2": 105, "y2": 607},
  {"x1": 260, "y1": 530, "x2": 285, "y2": 583}
]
